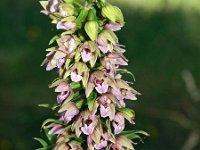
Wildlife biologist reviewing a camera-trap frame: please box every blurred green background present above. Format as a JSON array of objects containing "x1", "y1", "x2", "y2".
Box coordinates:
[{"x1": 0, "y1": 0, "x2": 200, "y2": 149}]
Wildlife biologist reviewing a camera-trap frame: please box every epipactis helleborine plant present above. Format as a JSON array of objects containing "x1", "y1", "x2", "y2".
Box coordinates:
[{"x1": 35, "y1": 0, "x2": 149, "y2": 149}]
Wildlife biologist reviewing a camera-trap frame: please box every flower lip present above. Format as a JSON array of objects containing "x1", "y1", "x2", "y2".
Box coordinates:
[
  {"x1": 84, "y1": 48, "x2": 90, "y2": 54},
  {"x1": 95, "y1": 79, "x2": 104, "y2": 85},
  {"x1": 81, "y1": 48, "x2": 92, "y2": 62},
  {"x1": 85, "y1": 119, "x2": 93, "y2": 126}
]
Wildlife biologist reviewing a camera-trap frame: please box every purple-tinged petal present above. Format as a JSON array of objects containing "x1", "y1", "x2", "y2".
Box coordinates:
[
  {"x1": 125, "y1": 92, "x2": 137, "y2": 100},
  {"x1": 57, "y1": 21, "x2": 76, "y2": 30},
  {"x1": 81, "y1": 49, "x2": 92, "y2": 62},
  {"x1": 56, "y1": 58, "x2": 65, "y2": 68},
  {"x1": 46, "y1": 61, "x2": 56, "y2": 71},
  {"x1": 61, "y1": 105, "x2": 79, "y2": 123},
  {"x1": 111, "y1": 88, "x2": 124, "y2": 101},
  {"x1": 68, "y1": 38, "x2": 76, "y2": 53},
  {"x1": 95, "y1": 82, "x2": 109, "y2": 94},
  {"x1": 48, "y1": 124, "x2": 65, "y2": 135},
  {"x1": 57, "y1": 91, "x2": 69, "y2": 104},
  {"x1": 71, "y1": 71, "x2": 82, "y2": 82},
  {"x1": 113, "y1": 123, "x2": 124, "y2": 134},
  {"x1": 105, "y1": 22, "x2": 122, "y2": 31},
  {"x1": 55, "y1": 82, "x2": 69, "y2": 92},
  {"x1": 94, "y1": 139, "x2": 108, "y2": 150},
  {"x1": 81, "y1": 124, "x2": 95, "y2": 135},
  {"x1": 100, "y1": 105, "x2": 111, "y2": 118},
  {"x1": 112, "y1": 113, "x2": 125, "y2": 134}
]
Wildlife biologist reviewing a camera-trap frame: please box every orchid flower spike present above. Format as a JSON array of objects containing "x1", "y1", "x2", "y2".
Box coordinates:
[{"x1": 36, "y1": 0, "x2": 148, "y2": 149}]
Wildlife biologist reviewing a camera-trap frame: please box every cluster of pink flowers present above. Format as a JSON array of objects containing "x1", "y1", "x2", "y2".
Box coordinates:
[{"x1": 37, "y1": 0, "x2": 147, "y2": 149}]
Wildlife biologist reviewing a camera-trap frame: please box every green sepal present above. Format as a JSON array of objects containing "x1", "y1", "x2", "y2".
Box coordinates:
[
  {"x1": 34, "y1": 137, "x2": 48, "y2": 147},
  {"x1": 39, "y1": 1, "x2": 48, "y2": 10},
  {"x1": 49, "y1": 35, "x2": 59, "y2": 45},
  {"x1": 118, "y1": 130, "x2": 149, "y2": 142},
  {"x1": 117, "y1": 69, "x2": 136, "y2": 82},
  {"x1": 41, "y1": 118, "x2": 65, "y2": 129},
  {"x1": 38, "y1": 104, "x2": 59, "y2": 111}
]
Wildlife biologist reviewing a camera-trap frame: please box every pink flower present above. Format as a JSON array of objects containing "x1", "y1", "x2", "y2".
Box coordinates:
[
  {"x1": 95, "y1": 79, "x2": 109, "y2": 94},
  {"x1": 41, "y1": 0, "x2": 61, "y2": 15},
  {"x1": 81, "y1": 47, "x2": 92, "y2": 62},
  {"x1": 41, "y1": 35, "x2": 79, "y2": 71},
  {"x1": 94, "y1": 139, "x2": 108, "y2": 149},
  {"x1": 87, "y1": 130, "x2": 108, "y2": 150},
  {"x1": 43, "y1": 50, "x2": 66, "y2": 71},
  {"x1": 105, "y1": 22, "x2": 122, "y2": 31},
  {"x1": 57, "y1": 20, "x2": 76, "y2": 31},
  {"x1": 112, "y1": 112, "x2": 125, "y2": 134},
  {"x1": 97, "y1": 30, "x2": 118, "y2": 54},
  {"x1": 80, "y1": 41, "x2": 99, "y2": 67},
  {"x1": 111, "y1": 136, "x2": 134, "y2": 150},
  {"x1": 86, "y1": 70, "x2": 111, "y2": 97},
  {"x1": 98, "y1": 94, "x2": 116, "y2": 120},
  {"x1": 81, "y1": 115, "x2": 97, "y2": 135},
  {"x1": 103, "y1": 52, "x2": 128, "y2": 77},
  {"x1": 71, "y1": 69, "x2": 83, "y2": 82},
  {"x1": 61, "y1": 104, "x2": 79, "y2": 123},
  {"x1": 110, "y1": 79, "x2": 140, "y2": 106},
  {"x1": 54, "y1": 81, "x2": 72, "y2": 104},
  {"x1": 100, "y1": 103, "x2": 111, "y2": 118},
  {"x1": 97, "y1": 37, "x2": 112, "y2": 54},
  {"x1": 57, "y1": 35, "x2": 78, "y2": 54},
  {"x1": 69, "y1": 62, "x2": 89, "y2": 87},
  {"x1": 48, "y1": 123, "x2": 65, "y2": 135},
  {"x1": 41, "y1": 0, "x2": 75, "y2": 18}
]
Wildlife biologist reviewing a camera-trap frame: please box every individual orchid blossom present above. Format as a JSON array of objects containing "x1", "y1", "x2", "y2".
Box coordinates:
[
  {"x1": 98, "y1": 94, "x2": 116, "y2": 120},
  {"x1": 105, "y1": 22, "x2": 122, "y2": 32},
  {"x1": 81, "y1": 114, "x2": 98, "y2": 135},
  {"x1": 111, "y1": 136, "x2": 134, "y2": 150},
  {"x1": 41, "y1": 0, "x2": 75, "y2": 18},
  {"x1": 37, "y1": 0, "x2": 148, "y2": 150},
  {"x1": 41, "y1": 35, "x2": 79, "y2": 71},
  {"x1": 42, "y1": 49, "x2": 66, "y2": 71},
  {"x1": 40, "y1": 0, "x2": 61, "y2": 15},
  {"x1": 56, "y1": 19, "x2": 76, "y2": 31},
  {"x1": 87, "y1": 134, "x2": 108, "y2": 150},
  {"x1": 53, "y1": 80, "x2": 73, "y2": 104},
  {"x1": 56, "y1": 35, "x2": 79, "y2": 55},
  {"x1": 111, "y1": 79, "x2": 141, "y2": 106},
  {"x1": 60, "y1": 103, "x2": 79, "y2": 123},
  {"x1": 53, "y1": 135, "x2": 84, "y2": 150},
  {"x1": 97, "y1": 30, "x2": 118, "y2": 54},
  {"x1": 103, "y1": 52, "x2": 128, "y2": 77},
  {"x1": 48, "y1": 123, "x2": 66, "y2": 135},
  {"x1": 87, "y1": 124, "x2": 110, "y2": 150},
  {"x1": 80, "y1": 41, "x2": 99, "y2": 66},
  {"x1": 69, "y1": 62, "x2": 89, "y2": 88},
  {"x1": 112, "y1": 112, "x2": 125, "y2": 134},
  {"x1": 86, "y1": 70, "x2": 112, "y2": 97}
]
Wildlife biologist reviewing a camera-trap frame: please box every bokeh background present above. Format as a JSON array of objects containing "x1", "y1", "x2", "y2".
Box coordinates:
[{"x1": 0, "y1": 0, "x2": 200, "y2": 149}]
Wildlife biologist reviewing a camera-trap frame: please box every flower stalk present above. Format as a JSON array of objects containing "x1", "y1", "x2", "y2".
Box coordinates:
[{"x1": 36, "y1": 0, "x2": 149, "y2": 149}]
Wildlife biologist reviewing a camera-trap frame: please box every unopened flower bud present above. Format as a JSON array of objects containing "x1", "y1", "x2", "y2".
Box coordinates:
[
  {"x1": 85, "y1": 21, "x2": 99, "y2": 41},
  {"x1": 102, "y1": 5, "x2": 116, "y2": 22},
  {"x1": 102, "y1": 5, "x2": 124, "y2": 25}
]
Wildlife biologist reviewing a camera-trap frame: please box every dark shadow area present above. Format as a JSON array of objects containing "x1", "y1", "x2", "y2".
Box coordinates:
[{"x1": 0, "y1": 1, "x2": 200, "y2": 150}]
